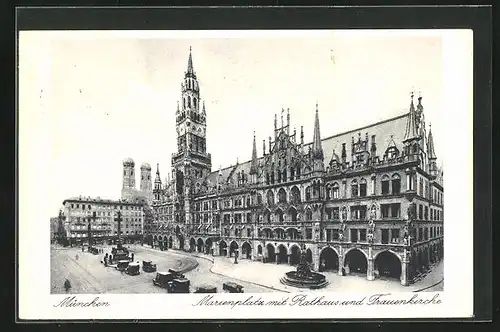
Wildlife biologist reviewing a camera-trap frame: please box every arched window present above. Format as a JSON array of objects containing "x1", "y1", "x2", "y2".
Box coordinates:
[
  {"x1": 278, "y1": 188, "x2": 287, "y2": 204},
  {"x1": 266, "y1": 190, "x2": 275, "y2": 206},
  {"x1": 351, "y1": 179, "x2": 358, "y2": 197},
  {"x1": 359, "y1": 178, "x2": 367, "y2": 197},
  {"x1": 381, "y1": 175, "x2": 390, "y2": 195},
  {"x1": 306, "y1": 209, "x2": 312, "y2": 221},
  {"x1": 419, "y1": 178, "x2": 424, "y2": 196},
  {"x1": 305, "y1": 186, "x2": 311, "y2": 201},
  {"x1": 290, "y1": 186, "x2": 301, "y2": 204},
  {"x1": 188, "y1": 96, "x2": 191, "y2": 108},
  {"x1": 193, "y1": 97, "x2": 197, "y2": 109},
  {"x1": 325, "y1": 185, "x2": 331, "y2": 200},
  {"x1": 392, "y1": 173, "x2": 401, "y2": 194},
  {"x1": 290, "y1": 167, "x2": 295, "y2": 181},
  {"x1": 183, "y1": 98, "x2": 186, "y2": 109},
  {"x1": 282, "y1": 169, "x2": 287, "y2": 182},
  {"x1": 332, "y1": 182, "x2": 339, "y2": 199}
]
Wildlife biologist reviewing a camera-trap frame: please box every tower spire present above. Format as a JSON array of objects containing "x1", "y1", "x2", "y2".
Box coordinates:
[
  {"x1": 311, "y1": 102, "x2": 324, "y2": 160},
  {"x1": 403, "y1": 91, "x2": 419, "y2": 142},
  {"x1": 250, "y1": 131, "x2": 258, "y2": 175},
  {"x1": 427, "y1": 123, "x2": 437, "y2": 160},
  {"x1": 187, "y1": 46, "x2": 194, "y2": 75}
]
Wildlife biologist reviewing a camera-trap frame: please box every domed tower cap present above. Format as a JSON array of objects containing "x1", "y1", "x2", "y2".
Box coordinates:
[
  {"x1": 141, "y1": 162, "x2": 152, "y2": 170},
  {"x1": 123, "y1": 158, "x2": 135, "y2": 166}
]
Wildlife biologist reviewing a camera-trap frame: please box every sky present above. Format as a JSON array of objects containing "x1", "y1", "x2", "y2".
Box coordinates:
[{"x1": 19, "y1": 30, "x2": 447, "y2": 218}]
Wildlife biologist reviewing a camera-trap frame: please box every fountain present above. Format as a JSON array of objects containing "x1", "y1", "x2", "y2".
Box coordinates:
[{"x1": 280, "y1": 249, "x2": 329, "y2": 289}]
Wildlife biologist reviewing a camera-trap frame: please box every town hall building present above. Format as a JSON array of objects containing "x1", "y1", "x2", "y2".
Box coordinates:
[{"x1": 139, "y1": 48, "x2": 444, "y2": 286}]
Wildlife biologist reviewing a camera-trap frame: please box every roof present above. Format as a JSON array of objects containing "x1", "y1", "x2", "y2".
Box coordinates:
[
  {"x1": 62, "y1": 196, "x2": 144, "y2": 206},
  {"x1": 141, "y1": 163, "x2": 151, "y2": 170},
  {"x1": 123, "y1": 158, "x2": 134, "y2": 165},
  {"x1": 203, "y1": 112, "x2": 410, "y2": 183}
]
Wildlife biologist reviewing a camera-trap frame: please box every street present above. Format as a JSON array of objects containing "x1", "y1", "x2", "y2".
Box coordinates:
[
  {"x1": 51, "y1": 244, "x2": 275, "y2": 294},
  {"x1": 51, "y1": 244, "x2": 443, "y2": 294}
]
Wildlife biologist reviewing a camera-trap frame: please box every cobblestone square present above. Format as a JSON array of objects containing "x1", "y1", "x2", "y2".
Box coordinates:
[{"x1": 51, "y1": 244, "x2": 442, "y2": 294}]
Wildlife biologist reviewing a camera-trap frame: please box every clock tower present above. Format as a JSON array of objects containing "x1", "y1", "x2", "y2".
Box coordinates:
[{"x1": 171, "y1": 47, "x2": 212, "y2": 232}]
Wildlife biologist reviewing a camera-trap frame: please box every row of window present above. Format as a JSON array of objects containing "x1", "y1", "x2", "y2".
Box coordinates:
[
  {"x1": 417, "y1": 226, "x2": 443, "y2": 241},
  {"x1": 69, "y1": 203, "x2": 142, "y2": 211}
]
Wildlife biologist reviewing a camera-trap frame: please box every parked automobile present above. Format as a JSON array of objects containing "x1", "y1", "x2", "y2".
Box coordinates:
[
  {"x1": 194, "y1": 284, "x2": 217, "y2": 293},
  {"x1": 152, "y1": 271, "x2": 175, "y2": 288},
  {"x1": 168, "y1": 268, "x2": 186, "y2": 278},
  {"x1": 142, "y1": 260, "x2": 157, "y2": 273},
  {"x1": 116, "y1": 260, "x2": 130, "y2": 272},
  {"x1": 167, "y1": 278, "x2": 190, "y2": 293},
  {"x1": 125, "y1": 262, "x2": 140, "y2": 276},
  {"x1": 223, "y1": 282, "x2": 244, "y2": 293}
]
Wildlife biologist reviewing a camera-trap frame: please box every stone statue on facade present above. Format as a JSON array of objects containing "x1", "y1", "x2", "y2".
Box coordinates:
[
  {"x1": 370, "y1": 204, "x2": 377, "y2": 219},
  {"x1": 407, "y1": 203, "x2": 416, "y2": 220}
]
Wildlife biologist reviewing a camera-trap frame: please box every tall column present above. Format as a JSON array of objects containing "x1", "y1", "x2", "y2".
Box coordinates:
[
  {"x1": 400, "y1": 250, "x2": 410, "y2": 286},
  {"x1": 338, "y1": 254, "x2": 344, "y2": 276},
  {"x1": 367, "y1": 247, "x2": 374, "y2": 281}
]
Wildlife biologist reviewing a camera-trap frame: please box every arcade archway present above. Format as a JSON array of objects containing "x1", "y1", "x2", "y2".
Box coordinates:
[
  {"x1": 242, "y1": 242, "x2": 252, "y2": 259},
  {"x1": 320, "y1": 247, "x2": 339, "y2": 272},
  {"x1": 189, "y1": 238, "x2": 196, "y2": 252},
  {"x1": 277, "y1": 244, "x2": 288, "y2": 264},
  {"x1": 205, "y1": 238, "x2": 213, "y2": 254},
  {"x1": 344, "y1": 249, "x2": 367, "y2": 274},
  {"x1": 375, "y1": 251, "x2": 401, "y2": 280},
  {"x1": 197, "y1": 238, "x2": 204, "y2": 253},
  {"x1": 229, "y1": 241, "x2": 239, "y2": 257},
  {"x1": 290, "y1": 245, "x2": 301, "y2": 265},
  {"x1": 266, "y1": 244, "x2": 276, "y2": 263},
  {"x1": 177, "y1": 235, "x2": 184, "y2": 250},
  {"x1": 219, "y1": 240, "x2": 228, "y2": 256},
  {"x1": 168, "y1": 236, "x2": 173, "y2": 249}
]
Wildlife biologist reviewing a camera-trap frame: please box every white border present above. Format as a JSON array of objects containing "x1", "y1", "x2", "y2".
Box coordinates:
[{"x1": 18, "y1": 29, "x2": 473, "y2": 320}]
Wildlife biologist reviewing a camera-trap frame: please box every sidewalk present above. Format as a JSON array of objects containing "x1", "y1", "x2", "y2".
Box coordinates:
[{"x1": 209, "y1": 256, "x2": 444, "y2": 293}]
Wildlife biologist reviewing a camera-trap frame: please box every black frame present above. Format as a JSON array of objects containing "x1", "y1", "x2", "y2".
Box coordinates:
[{"x1": 13, "y1": 5, "x2": 492, "y2": 324}]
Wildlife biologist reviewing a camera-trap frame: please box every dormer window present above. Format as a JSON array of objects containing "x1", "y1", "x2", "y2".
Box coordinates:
[{"x1": 386, "y1": 146, "x2": 399, "y2": 160}]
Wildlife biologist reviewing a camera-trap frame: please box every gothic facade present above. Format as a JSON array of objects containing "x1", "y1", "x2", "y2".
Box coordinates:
[{"x1": 145, "y1": 49, "x2": 444, "y2": 286}]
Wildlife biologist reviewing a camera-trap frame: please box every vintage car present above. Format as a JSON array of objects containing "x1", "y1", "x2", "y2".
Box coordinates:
[
  {"x1": 125, "y1": 262, "x2": 140, "y2": 276},
  {"x1": 152, "y1": 271, "x2": 175, "y2": 288},
  {"x1": 223, "y1": 282, "x2": 244, "y2": 293},
  {"x1": 168, "y1": 268, "x2": 186, "y2": 278},
  {"x1": 116, "y1": 260, "x2": 130, "y2": 272},
  {"x1": 167, "y1": 278, "x2": 190, "y2": 293},
  {"x1": 193, "y1": 284, "x2": 217, "y2": 293},
  {"x1": 142, "y1": 260, "x2": 157, "y2": 273}
]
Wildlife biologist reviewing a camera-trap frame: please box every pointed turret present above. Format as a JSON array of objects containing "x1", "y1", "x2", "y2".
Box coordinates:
[
  {"x1": 427, "y1": 124, "x2": 437, "y2": 160},
  {"x1": 202, "y1": 100, "x2": 206, "y2": 115},
  {"x1": 186, "y1": 46, "x2": 194, "y2": 75},
  {"x1": 311, "y1": 102, "x2": 324, "y2": 160},
  {"x1": 403, "y1": 92, "x2": 419, "y2": 142},
  {"x1": 250, "y1": 131, "x2": 258, "y2": 175},
  {"x1": 153, "y1": 163, "x2": 162, "y2": 201}
]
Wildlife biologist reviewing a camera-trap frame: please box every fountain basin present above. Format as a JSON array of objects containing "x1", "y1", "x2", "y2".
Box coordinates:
[{"x1": 280, "y1": 271, "x2": 329, "y2": 289}]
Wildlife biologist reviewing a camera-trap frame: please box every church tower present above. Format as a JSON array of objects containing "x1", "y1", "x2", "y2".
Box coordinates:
[
  {"x1": 121, "y1": 158, "x2": 136, "y2": 200},
  {"x1": 171, "y1": 47, "x2": 212, "y2": 231}
]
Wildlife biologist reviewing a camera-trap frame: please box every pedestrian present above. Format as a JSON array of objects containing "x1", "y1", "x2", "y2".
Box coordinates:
[
  {"x1": 82, "y1": 247, "x2": 84, "y2": 252},
  {"x1": 131, "y1": 253, "x2": 134, "y2": 261},
  {"x1": 64, "y1": 279, "x2": 71, "y2": 293},
  {"x1": 75, "y1": 254, "x2": 79, "y2": 260}
]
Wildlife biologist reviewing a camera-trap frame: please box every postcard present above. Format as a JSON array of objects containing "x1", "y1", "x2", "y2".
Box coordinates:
[{"x1": 18, "y1": 28, "x2": 473, "y2": 320}]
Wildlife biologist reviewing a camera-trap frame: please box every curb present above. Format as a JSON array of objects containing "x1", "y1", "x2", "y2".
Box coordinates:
[
  {"x1": 413, "y1": 278, "x2": 444, "y2": 292},
  {"x1": 168, "y1": 250, "x2": 290, "y2": 293},
  {"x1": 134, "y1": 246, "x2": 199, "y2": 274}
]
